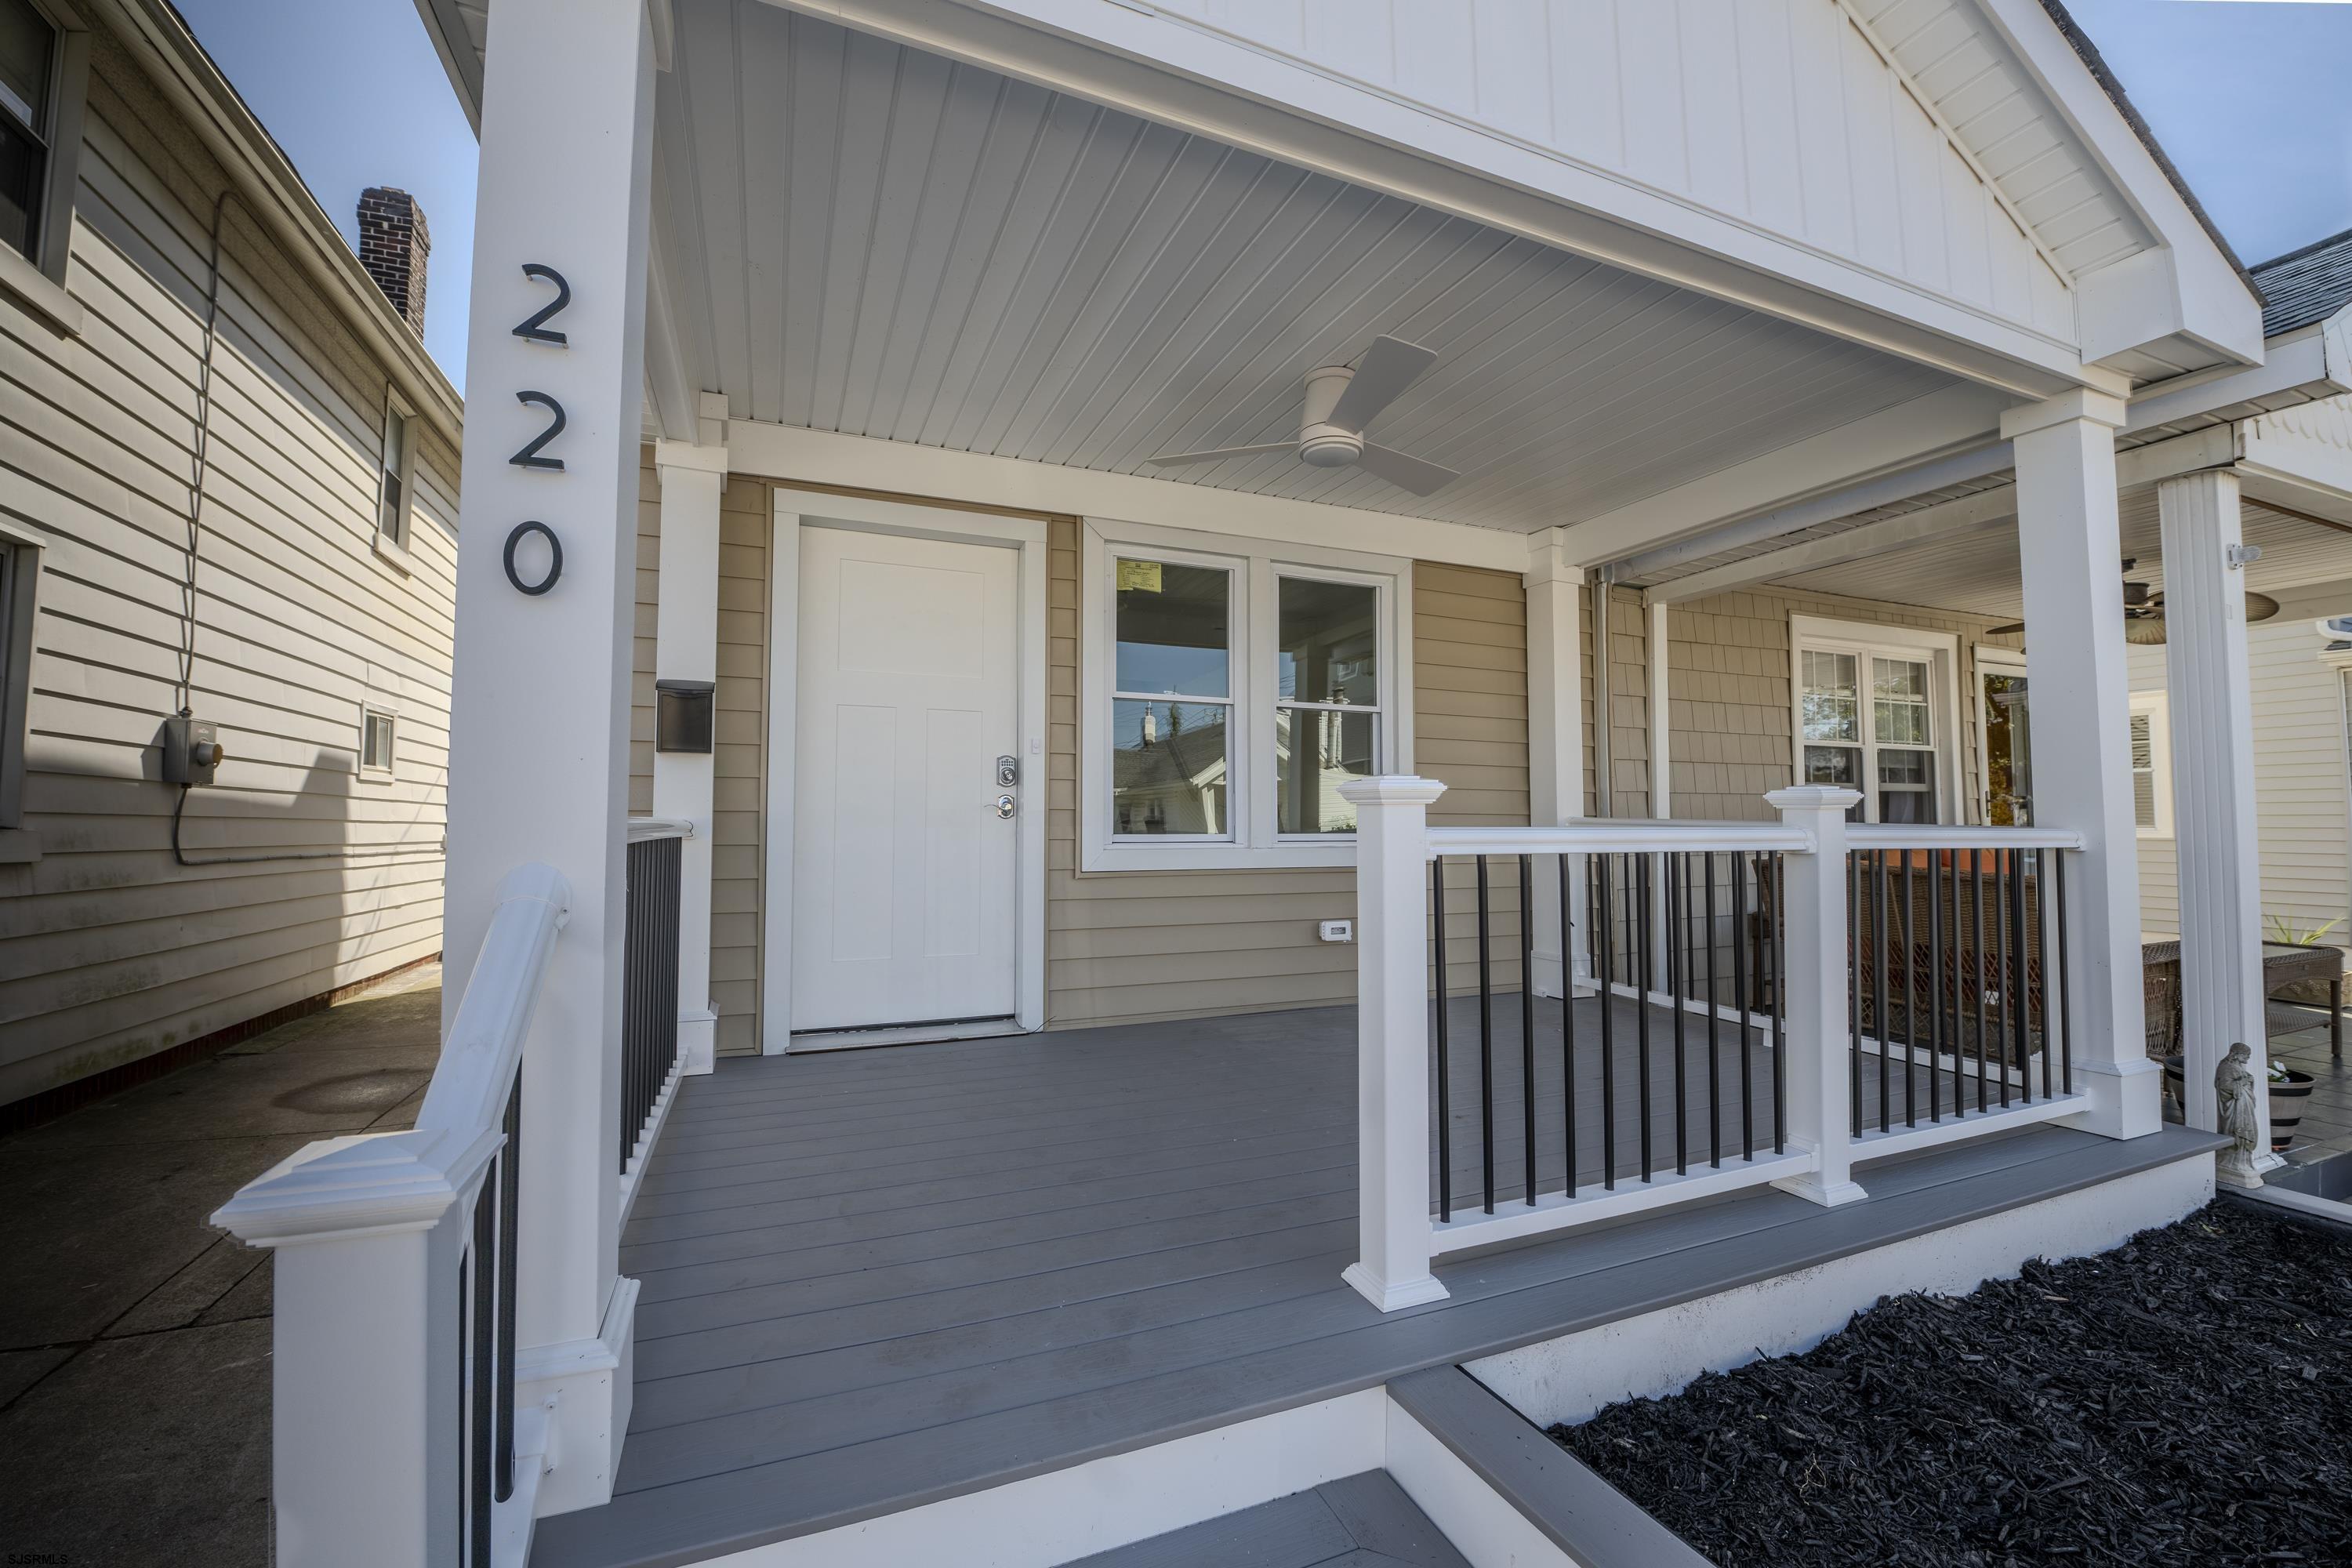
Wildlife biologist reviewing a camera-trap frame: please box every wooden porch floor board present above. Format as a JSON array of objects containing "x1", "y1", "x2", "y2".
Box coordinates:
[{"x1": 529, "y1": 1000, "x2": 2216, "y2": 1568}]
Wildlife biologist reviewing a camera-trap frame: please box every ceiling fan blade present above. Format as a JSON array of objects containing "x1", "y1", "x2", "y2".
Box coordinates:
[
  {"x1": 1354, "y1": 441, "x2": 1461, "y2": 496},
  {"x1": 1985, "y1": 622, "x2": 2026, "y2": 637},
  {"x1": 1142, "y1": 443, "x2": 1298, "y2": 469},
  {"x1": 1327, "y1": 336, "x2": 1437, "y2": 433}
]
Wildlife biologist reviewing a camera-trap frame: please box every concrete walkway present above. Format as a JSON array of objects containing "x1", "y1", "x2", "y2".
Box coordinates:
[{"x1": 0, "y1": 965, "x2": 441, "y2": 1566}]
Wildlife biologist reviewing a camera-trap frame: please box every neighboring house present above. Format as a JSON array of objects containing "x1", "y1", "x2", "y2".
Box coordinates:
[
  {"x1": 0, "y1": 0, "x2": 458, "y2": 1120},
  {"x1": 219, "y1": 2, "x2": 2352, "y2": 1566}
]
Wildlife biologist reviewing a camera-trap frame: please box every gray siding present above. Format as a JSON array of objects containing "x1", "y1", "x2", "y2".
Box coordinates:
[{"x1": 0, "y1": 25, "x2": 454, "y2": 1105}]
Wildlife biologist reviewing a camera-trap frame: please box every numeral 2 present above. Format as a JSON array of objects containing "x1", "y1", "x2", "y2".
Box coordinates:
[
  {"x1": 513, "y1": 263, "x2": 571, "y2": 346},
  {"x1": 510, "y1": 391, "x2": 567, "y2": 471}
]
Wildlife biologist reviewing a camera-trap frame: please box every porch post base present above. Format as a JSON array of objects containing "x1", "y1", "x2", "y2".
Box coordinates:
[
  {"x1": 1771, "y1": 1174, "x2": 1867, "y2": 1208},
  {"x1": 515, "y1": 1274, "x2": 641, "y2": 1518},
  {"x1": 1343, "y1": 1261, "x2": 1449, "y2": 1313},
  {"x1": 679, "y1": 1008, "x2": 717, "y2": 1076},
  {"x1": 2056, "y1": 1058, "x2": 2164, "y2": 1142}
]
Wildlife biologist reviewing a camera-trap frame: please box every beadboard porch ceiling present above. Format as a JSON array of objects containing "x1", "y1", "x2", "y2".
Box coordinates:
[
  {"x1": 1767, "y1": 490, "x2": 2352, "y2": 618},
  {"x1": 644, "y1": 1, "x2": 1962, "y2": 535}
]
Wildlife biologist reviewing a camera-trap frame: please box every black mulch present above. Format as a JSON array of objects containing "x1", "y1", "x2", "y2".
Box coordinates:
[{"x1": 1548, "y1": 1201, "x2": 2352, "y2": 1567}]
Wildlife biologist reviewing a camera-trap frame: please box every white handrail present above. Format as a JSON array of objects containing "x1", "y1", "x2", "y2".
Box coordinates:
[
  {"x1": 416, "y1": 862, "x2": 572, "y2": 1135},
  {"x1": 1428, "y1": 819, "x2": 1813, "y2": 855},
  {"x1": 625, "y1": 815, "x2": 695, "y2": 842},
  {"x1": 1846, "y1": 824, "x2": 2085, "y2": 851}
]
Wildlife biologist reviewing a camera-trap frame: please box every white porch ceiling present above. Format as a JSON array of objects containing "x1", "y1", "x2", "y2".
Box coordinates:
[
  {"x1": 650, "y1": 1, "x2": 1959, "y2": 534},
  {"x1": 1769, "y1": 493, "x2": 2352, "y2": 619}
]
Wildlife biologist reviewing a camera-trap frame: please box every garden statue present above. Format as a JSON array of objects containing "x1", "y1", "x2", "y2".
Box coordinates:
[{"x1": 2214, "y1": 1041, "x2": 2263, "y2": 1187}]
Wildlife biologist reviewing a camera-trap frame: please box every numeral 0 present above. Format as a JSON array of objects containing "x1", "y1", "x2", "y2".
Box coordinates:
[
  {"x1": 510, "y1": 391, "x2": 567, "y2": 471},
  {"x1": 514, "y1": 263, "x2": 571, "y2": 345}
]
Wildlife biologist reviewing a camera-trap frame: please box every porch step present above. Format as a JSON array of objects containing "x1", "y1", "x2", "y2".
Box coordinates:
[
  {"x1": 1056, "y1": 1470, "x2": 1467, "y2": 1568},
  {"x1": 1387, "y1": 1367, "x2": 1712, "y2": 1568}
]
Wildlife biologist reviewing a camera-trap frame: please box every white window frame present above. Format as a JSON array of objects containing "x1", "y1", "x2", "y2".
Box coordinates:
[
  {"x1": 358, "y1": 702, "x2": 397, "y2": 779},
  {"x1": 0, "y1": 0, "x2": 89, "y2": 336},
  {"x1": 0, "y1": 517, "x2": 43, "y2": 848},
  {"x1": 372, "y1": 390, "x2": 417, "y2": 566},
  {"x1": 1788, "y1": 615, "x2": 1961, "y2": 825},
  {"x1": 2128, "y1": 689, "x2": 2173, "y2": 839},
  {"x1": 1080, "y1": 518, "x2": 1413, "y2": 871}
]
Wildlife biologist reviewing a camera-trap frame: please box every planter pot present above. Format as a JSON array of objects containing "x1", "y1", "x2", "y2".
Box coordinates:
[{"x1": 2164, "y1": 1055, "x2": 2314, "y2": 1152}]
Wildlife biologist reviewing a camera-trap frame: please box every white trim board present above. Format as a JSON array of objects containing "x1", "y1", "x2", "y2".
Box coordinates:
[
  {"x1": 760, "y1": 489, "x2": 1051, "y2": 1054},
  {"x1": 723, "y1": 419, "x2": 1528, "y2": 572}
]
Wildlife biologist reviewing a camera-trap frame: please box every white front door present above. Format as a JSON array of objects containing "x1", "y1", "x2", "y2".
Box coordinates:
[{"x1": 792, "y1": 526, "x2": 1021, "y2": 1033}]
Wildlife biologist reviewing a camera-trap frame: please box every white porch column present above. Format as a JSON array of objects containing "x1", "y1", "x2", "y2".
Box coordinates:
[
  {"x1": 1339, "y1": 775, "x2": 1450, "y2": 1312},
  {"x1": 1766, "y1": 786, "x2": 1867, "y2": 1207},
  {"x1": 442, "y1": 0, "x2": 655, "y2": 1514},
  {"x1": 2157, "y1": 468, "x2": 2273, "y2": 1170},
  {"x1": 653, "y1": 394, "x2": 729, "y2": 1077},
  {"x1": 1526, "y1": 534, "x2": 1587, "y2": 996},
  {"x1": 2001, "y1": 390, "x2": 2161, "y2": 1142}
]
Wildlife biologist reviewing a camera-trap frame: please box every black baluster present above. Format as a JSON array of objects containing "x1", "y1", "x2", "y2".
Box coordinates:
[
  {"x1": 1928, "y1": 848, "x2": 1944, "y2": 1123},
  {"x1": 1519, "y1": 853, "x2": 1536, "y2": 1206},
  {"x1": 1873, "y1": 850, "x2": 1889, "y2": 1133},
  {"x1": 2055, "y1": 850, "x2": 2074, "y2": 1096},
  {"x1": 1561, "y1": 852, "x2": 1577, "y2": 1196},
  {"x1": 1596, "y1": 855, "x2": 1617, "y2": 1191},
  {"x1": 1768, "y1": 852, "x2": 1786, "y2": 1154},
  {"x1": 1704, "y1": 851, "x2": 1721, "y2": 1167},
  {"x1": 1732, "y1": 847, "x2": 1751, "y2": 1160},
  {"x1": 1901, "y1": 851, "x2": 1918, "y2": 1127},
  {"x1": 1432, "y1": 855, "x2": 1451, "y2": 1222},
  {"x1": 1636, "y1": 855, "x2": 1653, "y2": 1181},
  {"x1": 1477, "y1": 855, "x2": 1495, "y2": 1214},
  {"x1": 1670, "y1": 851, "x2": 1687, "y2": 1176}
]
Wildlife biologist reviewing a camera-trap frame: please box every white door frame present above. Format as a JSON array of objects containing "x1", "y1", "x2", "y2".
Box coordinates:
[{"x1": 762, "y1": 488, "x2": 1050, "y2": 1053}]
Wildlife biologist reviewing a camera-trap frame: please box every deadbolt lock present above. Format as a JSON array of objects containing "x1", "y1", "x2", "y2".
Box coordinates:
[{"x1": 996, "y1": 755, "x2": 1019, "y2": 788}]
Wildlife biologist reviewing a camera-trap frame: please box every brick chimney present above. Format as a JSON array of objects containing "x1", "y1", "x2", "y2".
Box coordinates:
[{"x1": 357, "y1": 187, "x2": 430, "y2": 338}]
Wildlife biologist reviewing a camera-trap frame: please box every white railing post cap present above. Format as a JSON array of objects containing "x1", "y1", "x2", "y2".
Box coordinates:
[
  {"x1": 1764, "y1": 786, "x2": 1862, "y2": 815},
  {"x1": 1337, "y1": 775, "x2": 1450, "y2": 808}
]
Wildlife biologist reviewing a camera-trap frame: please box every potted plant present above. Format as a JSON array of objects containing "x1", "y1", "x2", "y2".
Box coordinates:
[{"x1": 2165, "y1": 1048, "x2": 2314, "y2": 1152}]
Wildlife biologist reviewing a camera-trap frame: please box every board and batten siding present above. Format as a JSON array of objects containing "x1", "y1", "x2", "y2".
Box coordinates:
[
  {"x1": 1129, "y1": 0, "x2": 2082, "y2": 341},
  {"x1": 2132, "y1": 578, "x2": 2352, "y2": 956},
  {"x1": 0, "y1": 25, "x2": 456, "y2": 1106},
  {"x1": 630, "y1": 455, "x2": 771, "y2": 1055},
  {"x1": 1047, "y1": 525, "x2": 1531, "y2": 1027}
]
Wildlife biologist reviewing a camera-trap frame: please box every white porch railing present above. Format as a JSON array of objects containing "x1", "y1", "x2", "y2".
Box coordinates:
[
  {"x1": 619, "y1": 815, "x2": 692, "y2": 1222},
  {"x1": 1338, "y1": 779, "x2": 2091, "y2": 1312},
  {"x1": 212, "y1": 862, "x2": 568, "y2": 1566}
]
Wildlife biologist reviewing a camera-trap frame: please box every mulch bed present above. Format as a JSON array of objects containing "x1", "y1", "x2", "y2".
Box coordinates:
[{"x1": 1548, "y1": 1201, "x2": 2352, "y2": 1566}]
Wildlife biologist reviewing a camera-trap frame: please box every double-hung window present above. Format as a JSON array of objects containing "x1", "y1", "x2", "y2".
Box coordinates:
[
  {"x1": 376, "y1": 397, "x2": 416, "y2": 554},
  {"x1": 1086, "y1": 523, "x2": 1408, "y2": 869},
  {"x1": 1793, "y1": 617, "x2": 1955, "y2": 824},
  {"x1": 2128, "y1": 691, "x2": 2172, "y2": 837},
  {"x1": 0, "y1": 0, "x2": 86, "y2": 308}
]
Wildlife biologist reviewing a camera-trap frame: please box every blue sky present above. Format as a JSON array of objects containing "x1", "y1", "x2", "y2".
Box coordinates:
[{"x1": 177, "y1": 0, "x2": 2352, "y2": 397}]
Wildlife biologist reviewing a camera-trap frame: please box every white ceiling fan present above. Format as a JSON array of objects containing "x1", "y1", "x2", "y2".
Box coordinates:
[{"x1": 1144, "y1": 336, "x2": 1462, "y2": 496}]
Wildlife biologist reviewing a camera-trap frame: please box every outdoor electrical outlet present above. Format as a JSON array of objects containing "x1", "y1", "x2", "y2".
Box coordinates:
[
  {"x1": 1318, "y1": 919, "x2": 1355, "y2": 944},
  {"x1": 162, "y1": 716, "x2": 224, "y2": 786}
]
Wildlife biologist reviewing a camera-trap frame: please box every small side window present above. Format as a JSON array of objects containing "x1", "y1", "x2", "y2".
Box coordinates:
[
  {"x1": 0, "y1": 533, "x2": 38, "y2": 826},
  {"x1": 360, "y1": 707, "x2": 395, "y2": 777},
  {"x1": 0, "y1": 0, "x2": 86, "y2": 288},
  {"x1": 376, "y1": 402, "x2": 414, "y2": 550}
]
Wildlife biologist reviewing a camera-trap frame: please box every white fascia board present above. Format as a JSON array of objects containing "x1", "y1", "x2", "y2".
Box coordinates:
[
  {"x1": 1974, "y1": 0, "x2": 2263, "y2": 368},
  {"x1": 798, "y1": 0, "x2": 2115, "y2": 400},
  {"x1": 722, "y1": 419, "x2": 1531, "y2": 571},
  {"x1": 1552, "y1": 383, "x2": 2010, "y2": 568}
]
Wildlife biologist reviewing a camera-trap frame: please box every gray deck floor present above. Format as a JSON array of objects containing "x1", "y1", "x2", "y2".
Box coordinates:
[{"x1": 530, "y1": 998, "x2": 2216, "y2": 1568}]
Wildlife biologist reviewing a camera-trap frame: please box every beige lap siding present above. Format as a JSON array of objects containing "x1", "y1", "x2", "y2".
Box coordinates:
[
  {"x1": 0, "y1": 27, "x2": 455, "y2": 1105},
  {"x1": 1044, "y1": 532, "x2": 1530, "y2": 1027},
  {"x1": 630, "y1": 455, "x2": 771, "y2": 1055},
  {"x1": 1657, "y1": 586, "x2": 2021, "y2": 822}
]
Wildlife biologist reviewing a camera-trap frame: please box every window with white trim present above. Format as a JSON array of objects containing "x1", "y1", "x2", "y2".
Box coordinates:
[
  {"x1": 376, "y1": 398, "x2": 415, "y2": 550},
  {"x1": 0, "y1": 0, "x2": 85, "y2": 287},
  {"x1": 2129, "y1": 691, "x2": 2172, "y2": 837},
  {"x1": 359, "y1": 706, "x2": 395, "y2": 777},
  {"x1": 1791, "y1": 618, "x2": 1956, "y2": 824},
  {"x1": 0, "y1": 531, "x2": 38, "y2": 829},
  {"x1": 1084, "y1": 522, "x2": 1409, "y2": 869}
]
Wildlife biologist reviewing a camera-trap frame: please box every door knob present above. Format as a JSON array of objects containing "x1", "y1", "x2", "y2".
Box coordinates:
[{"x1": 993, "y1": 794, "x2": 1016, "y2": 819}]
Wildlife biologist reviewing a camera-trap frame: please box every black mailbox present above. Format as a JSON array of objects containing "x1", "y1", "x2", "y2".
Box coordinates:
[{"x1": 655, "y1": 679, "x2": 715, "y2": 754}]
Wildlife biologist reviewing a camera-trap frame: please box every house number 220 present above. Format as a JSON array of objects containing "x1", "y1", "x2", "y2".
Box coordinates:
[{"x1": 506, "y1": 263, "x2": 570, "y2": 593}]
